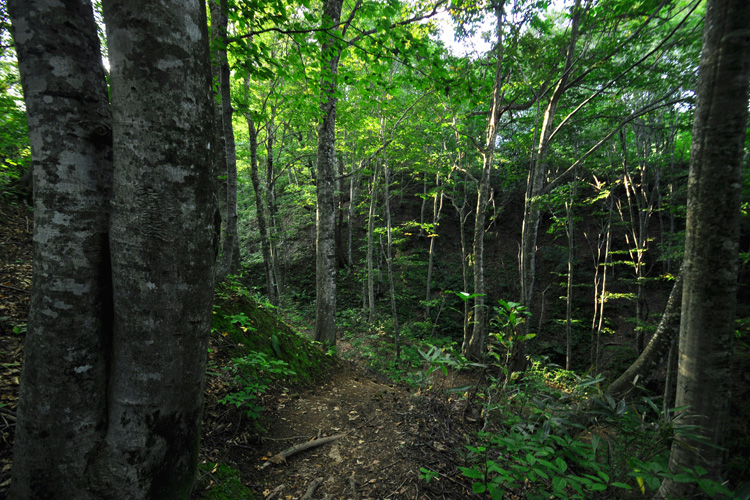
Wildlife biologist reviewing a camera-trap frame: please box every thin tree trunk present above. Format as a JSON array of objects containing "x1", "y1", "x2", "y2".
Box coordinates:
[
  {"x1": 212, "y1": 0, "x2": 239, "y2": 283},
  {"x1": 383, "y1": 160, "x2": 400, "y2": 359},
  {"x1": 659, "y1": 0, "x2": 750, "y2": 494},
  {"x1": 520, "y1": 0, "x2": 582, "y2": 329},
  {"x1": 9, "y1": 1, "x2": 112, "y2": 496},
  {"x1": 564, "y1": 168, "x2": 577, "y2": 370},
  {"x1": 606, "y1": 269, "x2": 683, "y2": 400},
  {"x1": 366, "y1": 161, "x2": 379, "y2": 322},
  {"x1": 463, "y1": 2, "x2": 506, "y2": 360},
  {"x1": 246, "y1": 112, "x2": 277, "y2": 305},
  {"x1": 425, "y1": 172, "x2": 443, "y2": 320},
  {"x1": 266, "y1": 119, "x2": 284, "y2": 300}
]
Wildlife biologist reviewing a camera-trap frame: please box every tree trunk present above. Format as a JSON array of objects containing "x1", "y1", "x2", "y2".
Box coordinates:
[
  {"x1": 99, "y1": 2, "x2": 216, "y2": 497},
  {"x1": 425, "y1": 172, "x2": 443, "y2": 320},
  {"x1": 11, "y1": 1, "x2": 216, "y2": 498},
  {"x1": 314, "y1": 0, "x2": 344, "y2": 347},
  {"x1": 520, "y1": 0, "x2": 582, "y2": 328},
  {"x1": 606, "y1": 269, "x2": 683, "y2": 401},
  {"x1": 462, "y1": 2, "x2": 505, "y2": 361},
  {"x1": 366, "y1": 161, "x2": 380, "y2": 322},
  {"x1": 266, "y1": 119, "x2": 284, "y2": 299},
  {"x1": 212, "y1": 0, "x2": 239, "y2": 283},
  {"x1": 383, "y1": 161, "x2": 400, "y2": 358},
  {"x1": 659, "y1": 0, "x2": 750, "y2": 495},
  {"x1": 9, "y1": 1, "x2": 113, "y2": 497},
  {"x1": 246, "y1": 113, "x2": 277, "y2": 306},
  {"x1": 564, "y1": 169, "x2": 577, "y2": 371}
]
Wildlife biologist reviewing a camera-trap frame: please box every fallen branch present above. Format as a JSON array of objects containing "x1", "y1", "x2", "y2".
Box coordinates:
[
  {"x1": 260, "y1": 432, "x2": 348, "y2": 469},
  {"x1": 300, "y1": 477, "x2": 324, "y2": 500}
]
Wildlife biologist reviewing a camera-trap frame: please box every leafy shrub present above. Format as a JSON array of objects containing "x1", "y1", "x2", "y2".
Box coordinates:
[{"x1": 219, "y1": 351, "x2": 296, "y2": 425}]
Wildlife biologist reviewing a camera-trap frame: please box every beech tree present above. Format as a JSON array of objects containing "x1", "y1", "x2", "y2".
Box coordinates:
[
  {"x1": 658, "y1": 0, "x2": 750, "y2": 495},
  {"x1": 9, "y1": 0, "x2": 216, "y2": 498}
]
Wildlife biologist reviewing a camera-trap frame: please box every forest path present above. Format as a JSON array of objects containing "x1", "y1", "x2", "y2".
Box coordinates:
[
  {"x1": 0, "y1": 198, "x2": 479, "y2": 499},
  {"x1": 201, "y1": 359, "x2": 479, "y2": 500}
]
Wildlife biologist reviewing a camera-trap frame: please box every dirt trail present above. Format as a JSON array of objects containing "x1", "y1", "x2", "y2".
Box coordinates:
[{"x1": 200, "y1": 360, "x2": 478, "y2": 500}]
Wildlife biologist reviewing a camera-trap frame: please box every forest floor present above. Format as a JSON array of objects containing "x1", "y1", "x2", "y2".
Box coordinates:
[
  {"x1": 197, "y1": 356, "x2": 487, "y2": 500},
  {"x1": 0, "y1": 197, "x2": 491, "y2": 499}
]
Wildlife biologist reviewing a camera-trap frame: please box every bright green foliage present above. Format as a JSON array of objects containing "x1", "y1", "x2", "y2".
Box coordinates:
[
  {"x1": 219, "y1": 351, "x2": 296, "y2": 423},
  {"x1": 0, "y1": 59, "x2": 30, "y2": 198},
  {"x1": 455, "y1": 359, "x2": 732, "y2": 499}
]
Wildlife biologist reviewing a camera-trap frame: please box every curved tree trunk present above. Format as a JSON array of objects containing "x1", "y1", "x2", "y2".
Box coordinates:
[
  {"x1": 520, "y1": 0, "x2": 582, "y2": 331},
  {"x1": 658, "y1": 0, "x2": 750, "y2": 495},
  {"x1": 606, "y1": 269, "x2": 683, "y2": 400},
  {"x1": 9, "y1": 1, "x2": 113, "y2": 497}
]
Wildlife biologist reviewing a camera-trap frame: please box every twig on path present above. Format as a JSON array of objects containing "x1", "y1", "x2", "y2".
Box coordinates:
[
  {"x1": 259, "y1": 432, "x2": 348, "y2": 470},
  {"x1": 0, "y1": 284, "x2": 29, "y2": 294},
  {"x1": 262, "y1": 434, "x2": 313, "y2": 441},
  {"x1": 300, "y1": 477, "x2": 324, "y2": 500}
]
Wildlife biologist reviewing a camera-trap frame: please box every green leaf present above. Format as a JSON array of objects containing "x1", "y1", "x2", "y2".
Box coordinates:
[
  {"x1": 472, "y1": 482, "x2": 487, "y2": 494},
  {"x1": 458, "y1": 467, "x2": 485, "y2": 480}
]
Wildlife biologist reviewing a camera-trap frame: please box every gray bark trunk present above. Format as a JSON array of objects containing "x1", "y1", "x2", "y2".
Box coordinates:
[
  {"x1": 213, "y1": 0, "x2": 239, "y2": 283},
  {"x1": 314, "y1": 0, "x2": 344, "y2": 347},
  {"x1": 425, "y1": 172, "x2": 443, "y2": 320},
  {"x1": 383, "y1": 161, "x2": 400, "y2": 358},
  {"x1": 247, "y1": 114, "x2": 277, "y2": 305},
  {"x1": 101, "y1": 1, "x2": 216, "y2": 497},
  {"x1": 266, "y1": 121, "x2": 284, "y2": 299},
  {"x1": 366, "y1": 162, "x2": 379, "y2": 322},
  {"x1": 9, "y1": 1, "x2": 113, "y2": 497},
  {"x1": 659, "y1": 0, "x2": 750, "y2": 495},
  {"x1": 520, "y1": 0, "x2": 581, "y2": 328}
]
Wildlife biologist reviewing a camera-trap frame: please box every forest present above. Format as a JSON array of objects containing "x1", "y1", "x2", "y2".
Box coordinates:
[{"x1": 0, "y1": 0, "x2": 749, "y2": 498}]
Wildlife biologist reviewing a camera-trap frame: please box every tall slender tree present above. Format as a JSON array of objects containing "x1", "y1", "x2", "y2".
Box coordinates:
[{"x1": 314, "y1": 0, "x2": 345, "y2": 347}]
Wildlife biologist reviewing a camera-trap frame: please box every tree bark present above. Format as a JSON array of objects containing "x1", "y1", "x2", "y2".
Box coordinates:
[
  {"x1": 462, "y1": 2, "x2": 505, "y2": 361},
  {"x1": 366, "y1": 161, "x2": 380, "y2": 322},
  {"x1": 520, "y1": 0, "x2": 582, "y2": 328},
  {"x1": 383, "y1": 160, "x2": 400, "y2": 358},
  {"x1": 247, "y1": 113, "x2": 278, "y2": 305},
  {"x1": 658, "y1": 0, "x2": 750, "y2": 495},
  {"x1": 212, "y1": 0, "x2": 240, "y2": 283},
  {"x1": 9, "y1": 1, "x2": 113, "y2": 497},
  {"x1": 314, "y1": 0, "x2": 345, "y2": 347},
  {"x1": 100, "y1": 1, "x2": 216, "y2": 497}
]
